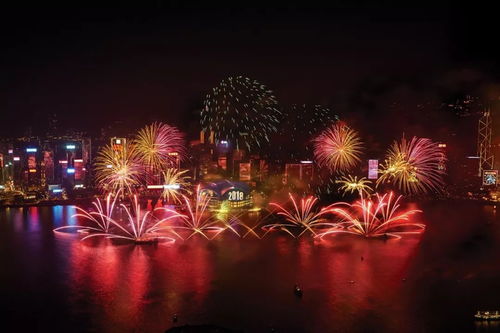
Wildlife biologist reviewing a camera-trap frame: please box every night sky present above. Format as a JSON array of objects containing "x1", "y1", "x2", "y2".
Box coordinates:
[{"x1": 1, "y1": 2, "x2": 499, "y2": 142}]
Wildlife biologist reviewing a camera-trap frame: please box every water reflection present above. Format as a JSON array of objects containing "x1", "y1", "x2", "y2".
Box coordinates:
[
  {"x1": 1, "y1": 202, "x2": 500, "y2": 332},
  {"x1": 51, "y1": 205, "x2": 77, "y2": 228},
  {"x1": 65, "y1": 236, "x2": 215, "y2": 331}
]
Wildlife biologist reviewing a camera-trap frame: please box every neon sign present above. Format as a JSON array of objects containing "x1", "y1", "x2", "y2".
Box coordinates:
[{"x1": 227, "y1": 190, "x2": 244, "y2": 201}]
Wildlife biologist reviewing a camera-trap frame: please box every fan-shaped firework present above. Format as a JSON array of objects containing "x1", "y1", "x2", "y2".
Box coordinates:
[
  {"x1": 160, "y1": 168, "x2": 192, "y2": 204},
  {"x1": 313, "y1": 122, "x2": 363, "y2": 173},
  {"x1": 276, "y1": 104, "x2": 338, "y2": 160},
  {"x1": 377, "y1": 136, "x2": 446, "y2": 195},
  {"x1": 318, "y1": 192, "x2": 423, "y2": 239},
  {"x1": 177, "y1": 185, "x2": 227, "y2": 239},
  {"x1": 176, "y1": 185, "x2": 264, "y2": 239},
  {"x1": 201, "y1": 75, "x2": 281, "y2": 151},
  {"x1": 54, "y1": 194, "x2": 184, "y2": 243},
  {"x1": 264, "y1": 193, "x2": 336, "y2": 237},
  {"x1": 118, "y1": 196, "x2": 184, "y2": 242},
  {"x1": 94, "y1": 143, "x2": 143, "y2": 195},
  {"x1": 135, "y1": 122, "x2": 185, "y2": 176},
  {"x1": 54, "y1": 192, "x2": 120, "y2": 234},
  {"x1": 336, "y1": 175, "x2": 373, "y2": 197}
]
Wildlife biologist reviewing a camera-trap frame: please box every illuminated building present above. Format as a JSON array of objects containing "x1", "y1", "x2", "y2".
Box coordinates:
[
  {"x1": 25, "y1": 147, "x2": 40, "y2": 190},
  {"x1": 111, "y1": 137, "x2": 126, "y2": 153},
  {"x1": 200, "y1": 180, "x2": 252, "y2": 210},
  {"x1": 189, "y1": 130, "x2": 222, "y2": 181},
  {"x1": 0, "y1": 153, "x2": 5, "y2": 185},
  {"x1": 0, "y1": 132, "x2": 91, "y2": 193}
]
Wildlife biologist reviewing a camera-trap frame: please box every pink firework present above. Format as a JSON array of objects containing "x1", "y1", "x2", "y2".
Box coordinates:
[
  {"x1": 54, "y1": 192, "x2": 121, "y2": 234},
  {"x1": 313, "y1": 122, "x2": 363, "y2": 173},
  {"x1": 318, "y1": 192, "x2": 424, "y2": 239},
  {"x1": 377, "y1": 136, "x2": 446, "y2": 195},
  {"x1": 264, "y1": 193, "x2": 337, "y2": 237},
  {"x1": 54, "y1": 194, "x2": 185, "y2": 243},
  {"x1": 135, "y1": 122, "x2": 186, "y2": 176}
]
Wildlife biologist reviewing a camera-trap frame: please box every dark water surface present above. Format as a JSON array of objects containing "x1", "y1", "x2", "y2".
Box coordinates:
[{"x1": 1, "y1": 202, "x2": 500, "y2": 332}]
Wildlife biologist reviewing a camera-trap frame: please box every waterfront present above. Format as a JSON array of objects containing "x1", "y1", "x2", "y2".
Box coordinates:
[{"x1": 1, "y1": 201, "x2": 500, "y2": 332}]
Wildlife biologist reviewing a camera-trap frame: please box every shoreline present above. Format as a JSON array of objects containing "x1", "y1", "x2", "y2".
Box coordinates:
[{"x1": 1, "y1": 196, "x2": 498, "y2": 209}]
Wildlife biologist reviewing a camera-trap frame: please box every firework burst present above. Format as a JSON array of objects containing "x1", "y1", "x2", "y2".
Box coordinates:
[
  {"x1": 313, "y1": 122, "x2": 363, "y2": 173},
  {"x1": 201, "y1": 75, "x2": 281, "y2": 151},
  {"x1": 135, "y1": 122, "x2": 185, "y2": 178},
  {"x1": 377, "y1": 136, "x2": 446, "y2": 195},
  {"x1": 264, "y1": 193, "x2": 337, "y2": 237},
  {"x1": 318, "y1": 192, "x2": 424, "y2": 239},
  {"x1": 94, "y1": 143, "x2": 143, "y2": 195},
  {"x1": 336, "y1": 175, "x2": 373, "y2": 197},
  {"x1": 160, "y1": 168, "x2": 192, "y2": 204}
]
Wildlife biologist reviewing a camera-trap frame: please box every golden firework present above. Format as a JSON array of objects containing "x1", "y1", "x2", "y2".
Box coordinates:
[
  {"x1": 336, "y1": 175, "x2": 373, "y2": 197},
  {"x1": 94, "y1": 143, "x2": 143, "y2": 195},
  {"x1": 160, "y1": 168, "x2": 192, "y2": 204},
  {"x1": 377, "y1": 136, "x2": 445, "y2": 195},
  {"x1": 134, "y1": 122, "x2": 185, "y2": 178},
  {"x1": 313, "y1": 122, "x2": 363, "y2": 173}
]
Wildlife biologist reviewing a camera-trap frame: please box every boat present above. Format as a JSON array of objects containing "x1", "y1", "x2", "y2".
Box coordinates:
[
  {"x1": 134, "y1": 236, "x2": 159, "y2": 244},
  {"x1": 475, "y1": 311, "x2": 500, "y2": 320},
  {"x1": 294, "y1": 284, "x2": 303, "y2": 297}
]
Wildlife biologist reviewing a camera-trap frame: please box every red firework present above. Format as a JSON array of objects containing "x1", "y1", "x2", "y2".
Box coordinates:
[{"x1": 318, "y1": 192, "x2": 424, "y2": 239}]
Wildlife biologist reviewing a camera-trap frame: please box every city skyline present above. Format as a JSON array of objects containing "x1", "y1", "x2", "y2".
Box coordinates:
[{"x1": 2, "y1": 3, "x2": 500, "y2": 332}]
